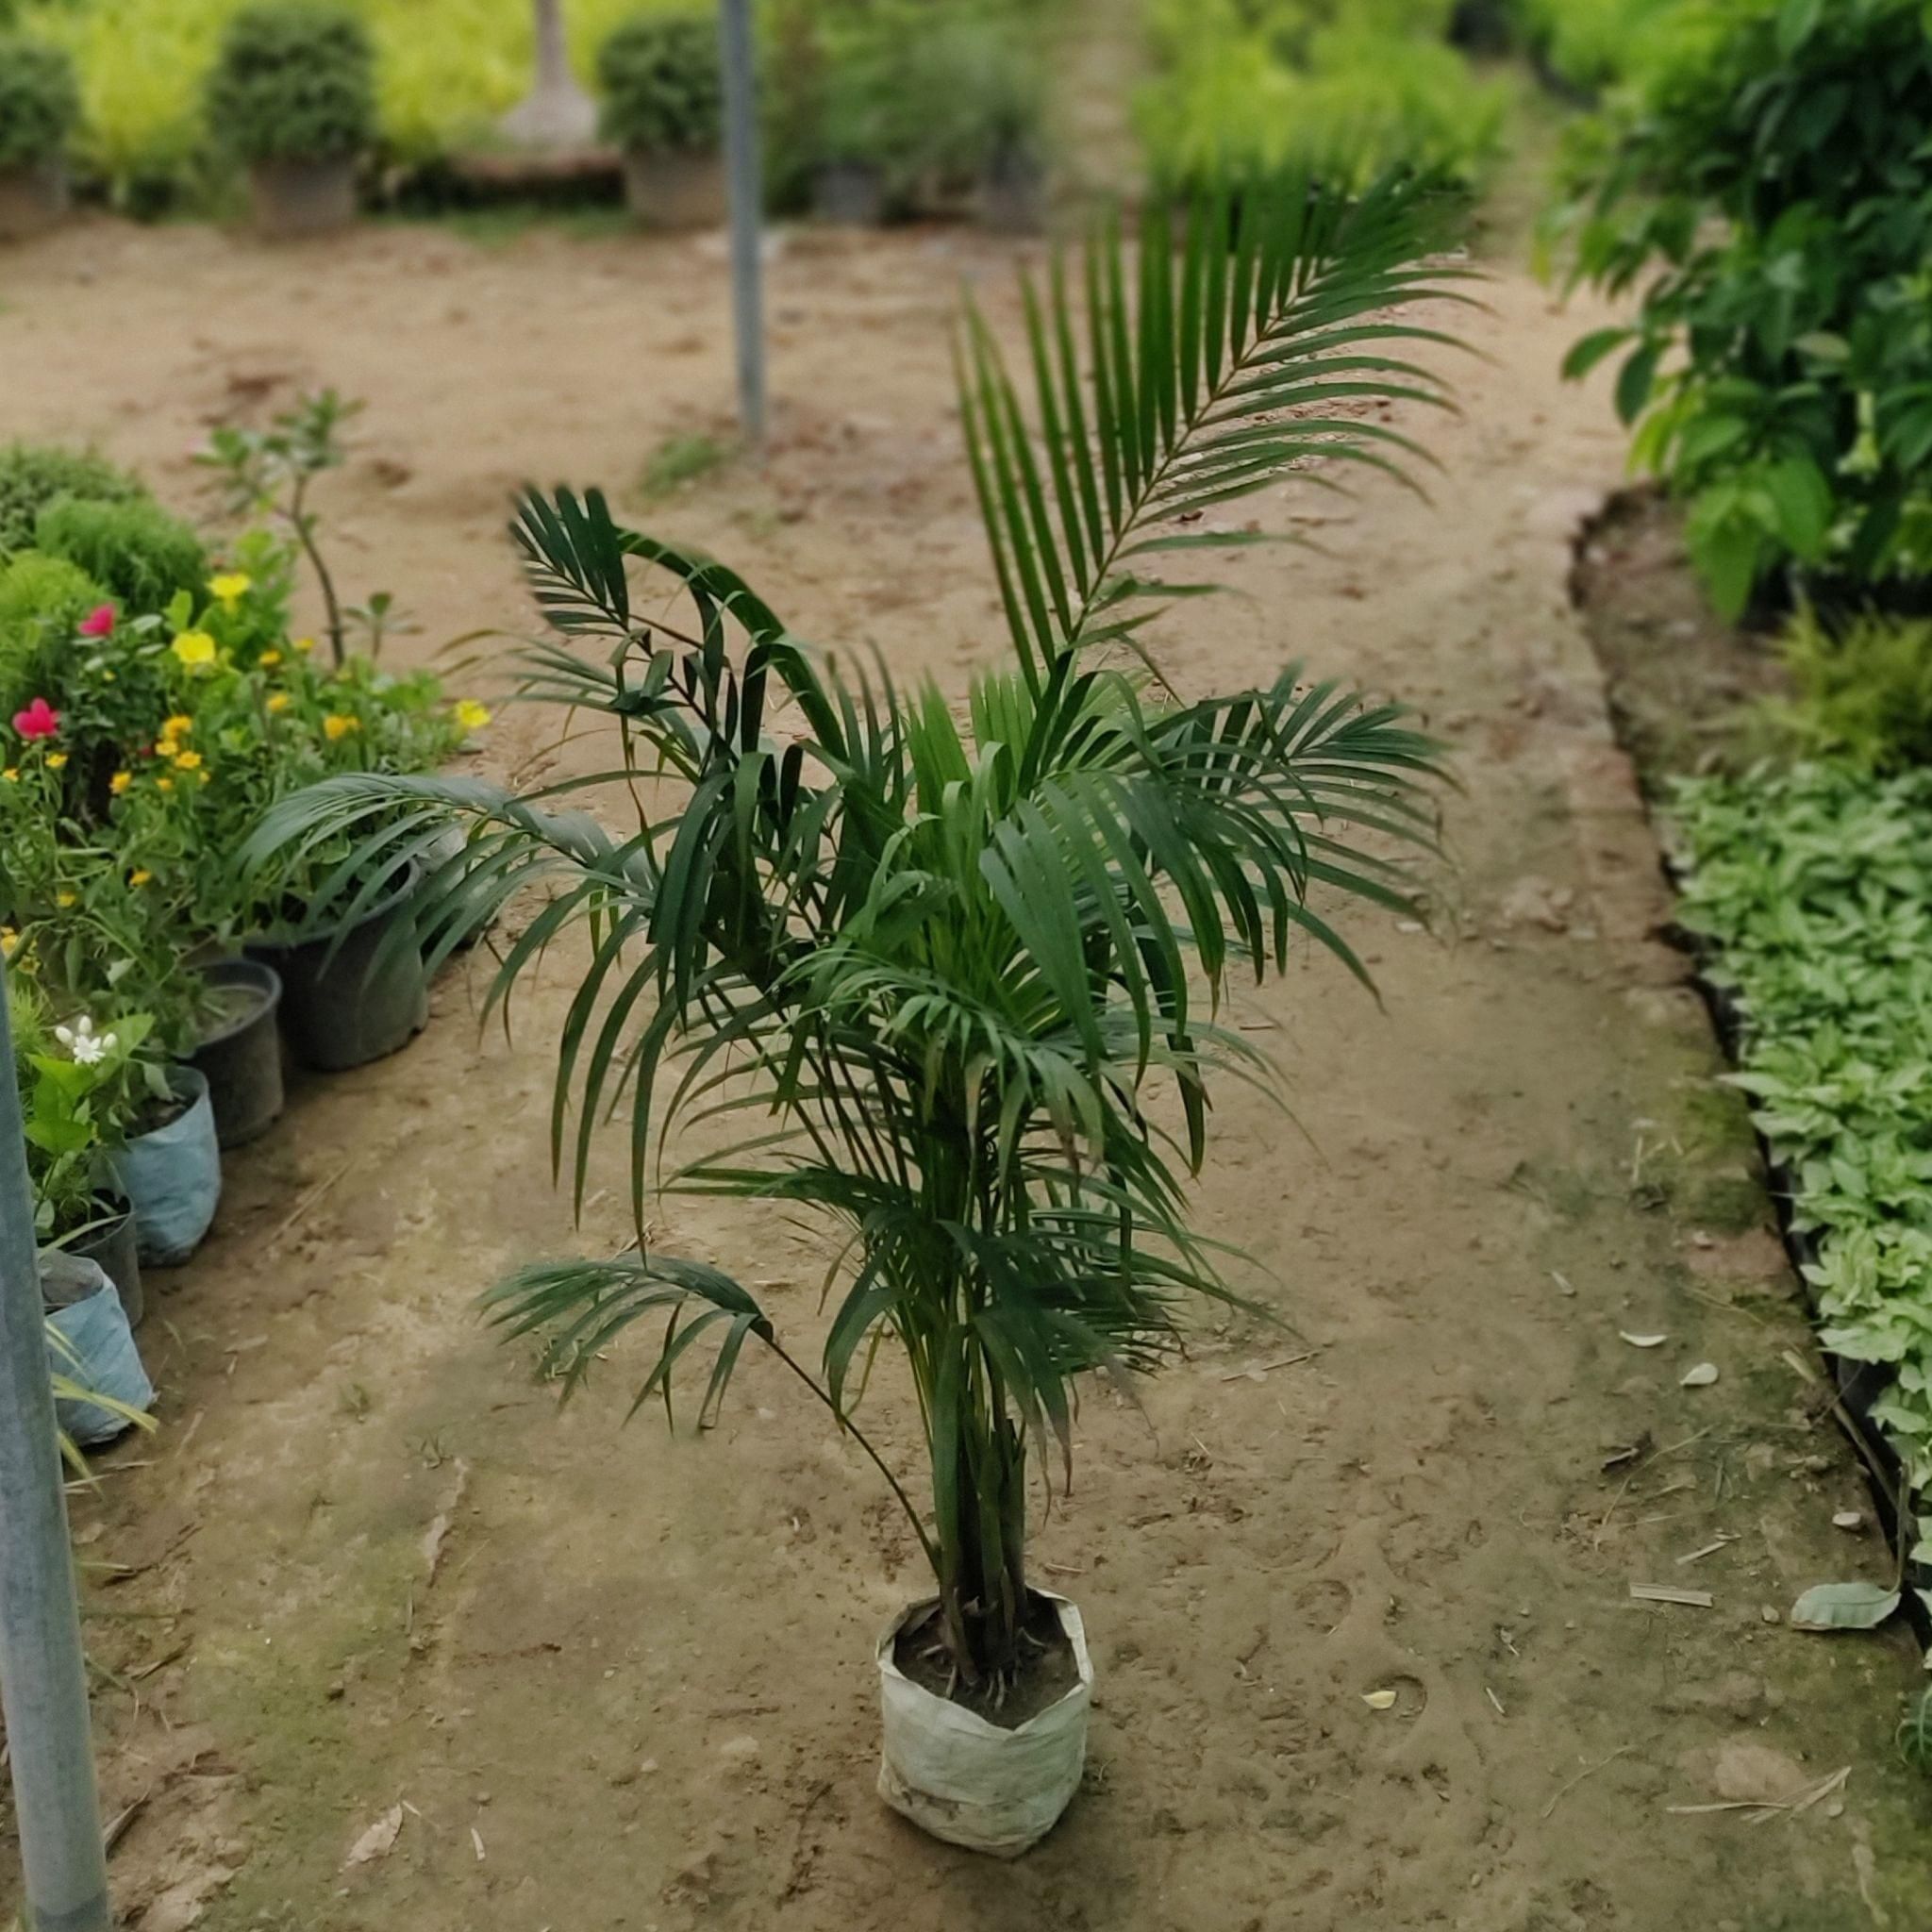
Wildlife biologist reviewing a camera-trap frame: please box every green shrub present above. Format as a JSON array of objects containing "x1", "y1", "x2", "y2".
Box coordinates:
[
  {"x1": 35, "y1": 495, "x2": 208, "y2": 616},
  {"x1": 1558, "y1": 0, "x2": 1932, "y2": 619},
  {"x1": 1674, "y1": 761, "x2": 1932, "y2": 1488},
  {"x1": 1507, "y1": 0, "x2": 1690, "y2": 94},
  {"x1": 0, "y1": 443, "x2": 143, "y2": 558},
  {"x1": 204, "y1": 2, "x2": 375, "y2": 165},
  {"x1": 596, "y1": 10, "x2": 719, "y2": 154},
  {"x1": 1138, "y1": 6, "x2": 1508, "y2": 190},
  {"x1": 0, "y1": 552, "x2": 104, "y2": 713},
  {"x1": 0, "y1": 35, "x2": 80, "y2": 172},
  {"x1": 1770, "y1": 607, "x2": 1932, "y2": 774}
]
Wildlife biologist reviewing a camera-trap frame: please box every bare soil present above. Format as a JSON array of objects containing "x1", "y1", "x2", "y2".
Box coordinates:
[
  {"x1": 1569, "y1": 489, "x2": 1790, "y2": 791},
  {"x1": 3, "y1": 212, "x2": 1931, "y2": 1931}
]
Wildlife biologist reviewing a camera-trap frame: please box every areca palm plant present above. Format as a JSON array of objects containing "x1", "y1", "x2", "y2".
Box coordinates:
[{"x1": 249, "y1": 165, "x2": 1466, "y2": 1700}]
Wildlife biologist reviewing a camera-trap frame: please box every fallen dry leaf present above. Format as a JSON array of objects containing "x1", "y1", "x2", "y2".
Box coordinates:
[
  {"x1": 1362, "y1": 1690, "x2": 1398, "y2": 1711},
  {"x1": 344, "y1": 1804, "x2": 404, "y2": 1870}
]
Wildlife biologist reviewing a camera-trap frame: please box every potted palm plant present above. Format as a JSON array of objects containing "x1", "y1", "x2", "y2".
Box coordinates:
[
  {"x1": 204, "y1": 2, "x2": 376, "y2": 239},
  {"x1": 597, "y1": 11, "x2": 726, "y2": 230},
  {"x1": 0, "y1": 35, "x2": 80, "y2": 242},
  {"x1": 252, "y1": 167, "x2": 1465, "y2": 1852}
]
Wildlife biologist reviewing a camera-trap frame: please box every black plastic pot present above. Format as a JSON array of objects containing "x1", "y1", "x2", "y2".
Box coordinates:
[
  {"x1": 189, "y1": 958, "x2": 286, "y2": 1149},
  {"x1": 71, "y1": 1196, "x2": 143, "y2": 1330},
  {"x1": 248, "y1": 866, "x2": 429, "y2": 1073}
]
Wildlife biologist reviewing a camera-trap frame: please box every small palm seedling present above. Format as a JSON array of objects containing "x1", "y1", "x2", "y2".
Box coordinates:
[{"x1": 249, "y1": 164, "x2": 1470, "y2": 1850}]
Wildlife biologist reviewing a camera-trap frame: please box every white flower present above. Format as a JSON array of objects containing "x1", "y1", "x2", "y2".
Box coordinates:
[{"x1": 53, "y1": 1016, "x2": 115, "y2": 1066}]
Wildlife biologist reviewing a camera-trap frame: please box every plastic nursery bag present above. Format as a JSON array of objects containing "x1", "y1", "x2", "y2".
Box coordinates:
[{"x1": 42, "y1": 1255, "x2": 155, "y2": 1447}]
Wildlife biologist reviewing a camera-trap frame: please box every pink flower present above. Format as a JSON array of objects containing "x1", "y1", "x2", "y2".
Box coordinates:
[
  {"x1": 77, "y1": 605, "x2": 116, "y2": 639},
  {"x1": 12, "y1": 698, "x2": 60, "y2": 741}
]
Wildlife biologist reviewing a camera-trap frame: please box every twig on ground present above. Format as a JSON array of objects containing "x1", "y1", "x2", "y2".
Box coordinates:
[
  {"x1": 267, "y1": 1154, "x2": 359, "y2": 1253},
  {"x1": 1543, "y1": 1744, "x2": 1636, "y2": 1820},
  {"x1": 1219, "y1": 1350, "x2": 1317, "y2": 1383}
]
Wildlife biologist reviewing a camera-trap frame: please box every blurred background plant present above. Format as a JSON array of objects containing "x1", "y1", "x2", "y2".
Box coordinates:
[
  {"x1": 1553, "y1": 0, "x2": 1932, "y2": 621},
  {"x1": 596, "y1": 8, "x2": 721, "y2": 155},
  {"x1": 204, "y1": 0, "x2": 378, "y2": 167},
  {"x1": 0, "y1": 30, "x2": 79, "y2": 175}
]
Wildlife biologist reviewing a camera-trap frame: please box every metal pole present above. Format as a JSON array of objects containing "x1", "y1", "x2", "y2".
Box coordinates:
[
  {"x1": 0, "y1": 957, "x2": 110, "y2": 1932},
  {"x1": 718, "y1": 0, "x2": 767, "y2": 447}
]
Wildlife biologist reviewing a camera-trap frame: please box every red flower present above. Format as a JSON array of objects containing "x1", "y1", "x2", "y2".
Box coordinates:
[
  {"x1": 77, "y1": 605, "x2": 116, "y2": 639},
  {"x1": 12, "y1": 698, "x2": 59, "y2": 741}
]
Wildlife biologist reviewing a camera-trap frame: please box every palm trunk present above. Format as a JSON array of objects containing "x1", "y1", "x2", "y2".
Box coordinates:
[{"x1": 933, "y1": 1356, "x2": 1030, "y2": 1687}]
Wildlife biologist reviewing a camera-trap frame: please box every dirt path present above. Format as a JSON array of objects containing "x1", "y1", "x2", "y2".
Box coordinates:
[{"x1": 4, "y1": 215, "x2": 1929, "y2": 1930}]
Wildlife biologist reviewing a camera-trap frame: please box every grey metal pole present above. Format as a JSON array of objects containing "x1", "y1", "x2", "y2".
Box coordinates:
[
  {"x1": 0, "y1": 956, "x2": 111, "y2": 1932},
  {"x1": 717, "y1": 0, "x2": 767, "y2": 447}
]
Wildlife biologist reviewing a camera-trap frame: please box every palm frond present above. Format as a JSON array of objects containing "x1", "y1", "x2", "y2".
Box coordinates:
[{"x1": 963, "y1": 167, "x2": 1476, "y2": 687}]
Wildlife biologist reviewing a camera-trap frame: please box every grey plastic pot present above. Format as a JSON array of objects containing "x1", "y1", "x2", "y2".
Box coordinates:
[
  {"x1": 622, "y1": 147, "x2": 727, "y2": 228},
  {"x1": 108, "y1": 1067, "x2": 222, "y2": 1265},
  {"x1": 248, "y1": 865, "x2": 428, "y2": 1073},
  {"x1": 248, "y1": 155, "x2": 358, "y2": 238},
  {"x1": 189, "y1": 958, "x2": 286, "y2": 1149},
  {"x1": 815, "y1": 160, "x2": 887, "y2": 226},
  {"x1": 0, "y1": 160, "x2": 68, "y2": 242},
  {"x1": 70, "y1": 1197, "x2": 144, "y2": 1331}
]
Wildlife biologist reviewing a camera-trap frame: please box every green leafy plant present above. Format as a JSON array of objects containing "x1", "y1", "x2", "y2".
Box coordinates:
[
  {"x1": 197, "y1": 391, "x2": 363, "y2": 666},
  {"x1": 35, "y1": 494, "x2": 208, "y2": 617},
  {"x1": 203, "y1": 1, "x2": 376, "y2": 166},
  {"x1": 251, "y1": 167, "x2": 1463, "y2": 1694},
  {"x1": 0, "y1": 33, "x2": 79, "y2": 173},
  {"x1": 639, "y1": 430, "x2": 731, "y2": 501},
  {"x1": 1673, "y1": 761, "x2": 1932, "y2": 1487},
  {"x1": 596, "y1": 10, "x2": 719, "y2": 155},
  {"x1": 1557, "y1": 0, "x2": 1932, "y2": 619},
  {"x1": 1768, "y1": 606, "x2": 1932, "y2": 773},
  {"x1": 1138, "y1": 0, "x2": 1508, "y2": 190},
  {"x1": 0, "y1": 442, "x2": 142, "y2": 558}
]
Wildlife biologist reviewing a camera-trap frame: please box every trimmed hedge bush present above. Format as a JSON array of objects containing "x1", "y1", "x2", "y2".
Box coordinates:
[
  {"x1": 597, "y1": 12, "x2": 721, "y2": 155},
  {"x1": 204, "y1": 2, "x2": 376, "y2": 165},
  {"x1": 35, "y1": 495, "x2": 208, "y2": 616},
  {"x1": 0, "y1": 34, "x2": 80, "y2": 172},
  {"x1": 0, "y1": 552, "x2": 105, "y2": 714},
  {"x1": 0, "y1": 444, "x2": 143, "y2": 558}
]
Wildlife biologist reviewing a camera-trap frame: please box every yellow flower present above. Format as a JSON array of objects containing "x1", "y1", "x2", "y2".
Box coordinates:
[
  {"x1": 258, "y1": 649, "x2": 282, "y2": 668},
  {"x1": 172, "y1": 630, "x2": 217, "y2": 669},
  {"x1": 323, "y1": 713, "x2": 360, "y2": 741},
  {"x1": 109, "y1": 771, "x2": 131, "y2": 795},
  {"x1": 199, "y1": 770, "x2": 211, "y2": 787},
  {"x1": 292, "y1": 635, "x2": 316, "y2": 655},
  {"x1": 163, "y1": 714, "x2": 193, "y2": 739},
  {"x1": 266, "y1": 691, "x2": 291, "y2": 714},
  {"x1": 172, "y1": 749, "x2": 203, "y2": 772},
  {"x1": 129, "y1": 869, "x2": 152, "y2": 887},
  {"x1": 209, "y1": 572, "x2": 252, "y2": 609},
  {"x1": 156, "y1": 776, "x2": 174, "y2": 793},
  {"x1": 45, "y1": 752, "x2": 68, "y2": 771},
  {"x1": 454, "y1": 698, "x2": 492, "y2": 733},
  {"x1": 1, "y1": 769, "x2": 16, "y2": 783},
  {"x1": 55, "y1": 891, "x2": 76, "y2": 908},
  {"x1": 0, "y1": 928, "x2": 16, "y2": 958}
]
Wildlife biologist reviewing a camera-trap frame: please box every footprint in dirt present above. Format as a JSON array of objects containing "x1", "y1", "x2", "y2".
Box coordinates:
[{"x1": 1291, "y1": 1577, "x2": 1351, "y2": 1636}]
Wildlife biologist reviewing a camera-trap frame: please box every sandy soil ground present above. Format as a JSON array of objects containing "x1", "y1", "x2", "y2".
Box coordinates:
[{"x1": 4, "y1": 211, "x2": 1930, "y2": 1931}]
